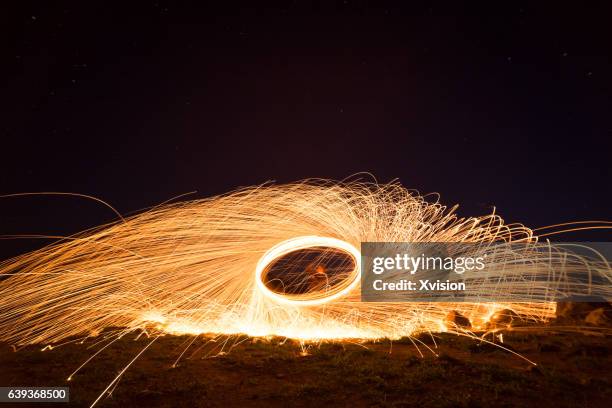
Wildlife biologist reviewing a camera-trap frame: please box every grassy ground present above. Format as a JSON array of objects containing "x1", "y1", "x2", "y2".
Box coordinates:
[{"x1": 0, "y1": 331, "x2": 610, "y2": 407}]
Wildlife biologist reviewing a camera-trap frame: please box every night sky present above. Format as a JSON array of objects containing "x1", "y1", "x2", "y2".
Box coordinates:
[{"x1": 1, "y1": 2, "x2": 611, "y2": 258}]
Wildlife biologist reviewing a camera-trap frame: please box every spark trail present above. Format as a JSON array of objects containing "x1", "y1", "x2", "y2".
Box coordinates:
[{"x1": 0, "y1": 180, "x2": 609, "y2": 346}]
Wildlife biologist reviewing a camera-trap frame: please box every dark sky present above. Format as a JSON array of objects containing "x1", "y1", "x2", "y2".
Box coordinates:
[{"x1": 1, "y1": 2, "x2": 611, "y2": 258}]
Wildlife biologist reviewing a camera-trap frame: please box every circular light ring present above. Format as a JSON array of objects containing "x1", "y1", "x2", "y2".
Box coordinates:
[{"x1": 255, "y1": 236, "x2": 361, "y2": 306}]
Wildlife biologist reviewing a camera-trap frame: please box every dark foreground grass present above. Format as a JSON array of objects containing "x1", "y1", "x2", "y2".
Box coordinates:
[{"x1": 0, "y1": 331, "x2": 610, "y2": 407}]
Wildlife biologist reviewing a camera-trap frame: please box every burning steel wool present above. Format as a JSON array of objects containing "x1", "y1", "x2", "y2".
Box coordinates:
[
  {"x1": 1, "y1": 180, "x2": 611, "y2": 406},
  {"x1": 0, "y1": 180, "x2": 609, "y2": 348}
]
